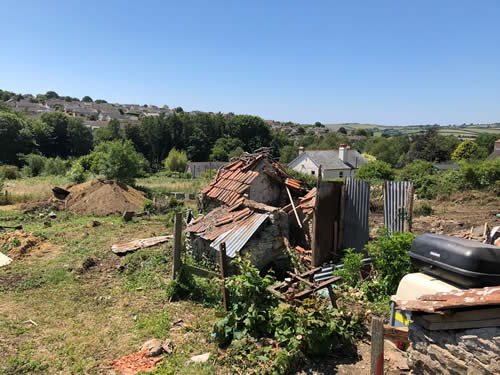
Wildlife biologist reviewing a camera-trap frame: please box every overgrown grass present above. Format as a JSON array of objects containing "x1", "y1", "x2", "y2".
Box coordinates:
[
  {"x1": 136, "y1": 175, "x2": 210, "y2": 195},
  {"x1": 0, "y1": 175, "x2": 71, "y2": 206}
]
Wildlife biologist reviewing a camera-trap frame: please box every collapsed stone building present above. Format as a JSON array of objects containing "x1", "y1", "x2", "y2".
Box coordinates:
[{"x1": 185, "y1": 152, "x2": 310, "y2": 270}]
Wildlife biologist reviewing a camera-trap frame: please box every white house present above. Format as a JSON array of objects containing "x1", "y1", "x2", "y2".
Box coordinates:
[{"x1": 288, "y1": 145, "x2": 367, "y2": 179}]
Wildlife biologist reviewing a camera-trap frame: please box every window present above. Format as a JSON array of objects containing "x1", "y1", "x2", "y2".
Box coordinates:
[
  {"x1": 339, "y1": 171, "x2": 343, "y2": 178},
  {"x1": 311, "y1": 170, "x2": 315, "y2": 175}
]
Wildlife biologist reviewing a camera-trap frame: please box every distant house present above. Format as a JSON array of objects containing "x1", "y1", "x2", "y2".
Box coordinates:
[
  {"x1": 186, "y1": 161, "x2": 228, "y2": 178},
  {"x1": 486, "y1": 139, "x2": 500, "y2": 160},
  {"x1": 288, "y1": 145, "x2": 367, "y2": 179}
]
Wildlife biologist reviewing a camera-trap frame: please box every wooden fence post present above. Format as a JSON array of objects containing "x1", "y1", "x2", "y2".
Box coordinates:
[
  {"x1": 172, "y1": 211, "x2": 183, "y2": 280},
  {"x1": 219, "y1": 242, "x2": 230, "y2": 311},
  {"x1": 404, "y1": 184, "x2": 415, "y2": 233},
  {"x1": 370, "y1": 317, "x2": 384, "y2": 375}
]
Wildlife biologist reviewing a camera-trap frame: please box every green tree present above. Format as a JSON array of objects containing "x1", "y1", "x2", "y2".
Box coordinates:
[
  {"x1": 355, "y1": 160, "x2": 395, "y2": 183},
  {"x1": 210, "y1": 138, "x2": 244, "y2": 161},
  {"x1": 452, "y1": 140, "x2": 479, "y2": 161},
  {"x1": 338, "y1": 126, "x2": 347, "y2": 134},
  {"x1": 39, "y1": 112, "x2": 71, "y2": 157},
  {"x1": 163, "y1": 148, "x2": 188, "y2": 173},
  {"x1": 82, "y1": 96, "x2": 93, "y2": 103},
  {"x1": 94, "y1": 118, "x2": 123, "y2": 145},
  {"x1": 475, "y1": 134, "x2": 498, "y2": 155},
  {"x1": 95, "y1": 99, "x2": 107, "y2": 104},
  {"x1": 279, "y1": 145, "x2": 299, "y2": 165},
  {"x1": 67, "y1": 117, "x2": 93, "y2": 156},
  {"x1": 89, "y1": 140, "x2": 145, "y2": 184},
  {"x1": 45, "y1": 91, "x2": 59, "y2": 99},
  {"x1": 0, "y1": 112, "x2": 32, "y2": 165}
]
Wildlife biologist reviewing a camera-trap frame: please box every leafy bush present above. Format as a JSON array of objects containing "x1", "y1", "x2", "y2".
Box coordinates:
[
  {"x1": 452, "y1": 140, "x2": 479, "y2": 161},
  {"x1": 0, "y1": 165, "x2": 20, "y2": 179},
  {"x1": 213, "y1": 257, "x2": 277, "y2": 345},
  {"x1": 398, "y1": 160, "x2": 435, "y2": 182},
  {"x1": 163, "y1": 148, "x2": 188, "y2": 173},
  {"x1": 42, "y1": 157, "x2": 68, "y2": 176},
  {"x1": 334, "y1": 248, "x2": 364, "y2": 287},
  {"x1": 414, "y1": 200, "x2": 434, "y2": 216},
  {"x1": 20, "y1": 154, "x2": 46, "y2": 177},
  {"x1": 67, "y1": 161, "x2": 88, "y2": 183},
  {"x1": 355, "y1": 161, "x2": 395, "y2": 183},
  {"x1": 88, "y1": 140, "x2": 146, "y2": 184},
  {"x1": 365, "y1": 229, "x2": 415, "y2": 297}
]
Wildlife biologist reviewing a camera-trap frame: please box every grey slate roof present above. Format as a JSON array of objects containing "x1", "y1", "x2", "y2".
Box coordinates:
[{"x1": 301, "y1": 150, "x2": 367, "y2": 170}]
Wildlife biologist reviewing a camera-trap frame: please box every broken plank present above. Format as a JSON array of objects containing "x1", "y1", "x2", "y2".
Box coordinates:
[
  {"x1": 383, "y1": 325, "x2": 409, "y2": 344},
  {"x1": 286, "y1": 186, "x2": 302, "y2": 229},
  {"x1": 111, "y1": 235, "x2": 173, "y2": 255}
]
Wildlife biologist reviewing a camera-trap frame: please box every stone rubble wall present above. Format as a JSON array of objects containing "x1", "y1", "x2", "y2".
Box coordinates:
[{"x1": 408, "y1": 323, "x2": 500, "y2": 375}]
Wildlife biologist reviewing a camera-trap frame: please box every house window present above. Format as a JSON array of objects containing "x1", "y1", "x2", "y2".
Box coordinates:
[
  {"x1": 339, "y1": 171, "x2": 343, "y2": 178},
  {"x1": 311, "y1": 170, "x2": 315, "y2": 175}
]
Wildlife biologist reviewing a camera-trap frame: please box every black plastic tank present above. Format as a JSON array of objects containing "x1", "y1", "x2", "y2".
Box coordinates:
[{"x1": 409, "y1": 233, "x2": 500, "y2": 288}]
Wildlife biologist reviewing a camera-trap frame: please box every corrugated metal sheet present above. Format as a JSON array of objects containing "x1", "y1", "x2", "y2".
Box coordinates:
[
  {"x1": 344, "y1": 178, "x2": 370, "y2": 250},
  {"x1": 210, "y1": 212, "x2": 269, "y2": 257},
  {"x1": 383, "y1": 181, "x2": 413, "y2": 234}
]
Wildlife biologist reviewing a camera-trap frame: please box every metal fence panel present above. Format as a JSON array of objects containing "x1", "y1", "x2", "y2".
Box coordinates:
[
  {"x1": 383, "y1": 181, "x2": 413, "y2": 234},
  {"x1": 343, "y1": 178, "x2": 370, "y2": 250}
]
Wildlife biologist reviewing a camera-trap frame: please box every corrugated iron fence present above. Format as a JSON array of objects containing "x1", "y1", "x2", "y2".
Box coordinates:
[
  {"x1": 344, "y1": 178, "x2": 370, "y2": 250},
  {"x1": 383, "y1": 181, "x2": 414, "y2": 234}
]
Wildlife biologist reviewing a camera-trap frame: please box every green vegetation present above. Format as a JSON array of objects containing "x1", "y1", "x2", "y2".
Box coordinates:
[
  {"x1": 163, "y1": 148, "x2": 188, "y2": 173},
  {"x1": 336, "y1": 230, "x2": 415, "y2": 308},
  {"x1": 355, "y1": 160, "x2": 395, "y2": 183},
  {"x1": 214, "y1": 257, "x2": 363, "y2": 374}
]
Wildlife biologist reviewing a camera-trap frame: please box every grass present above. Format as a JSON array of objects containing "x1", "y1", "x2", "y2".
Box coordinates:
[
  {"x1": 136, "y1": 175, "x2": 210, "y2": 195},
  {"x1": 0, "y1": 175, "x2": 71, "y2": 206},
  {"x1": 0, "y1": 204, "x2": 226, "y2": 374}
]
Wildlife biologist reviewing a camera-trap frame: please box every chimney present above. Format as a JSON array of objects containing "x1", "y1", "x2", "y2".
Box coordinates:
[
  {"x1": 339, "y1": 144, "x2": 346, "y2": 161},
  {"x1": 299, "y1": 146, "x2": 304, "y2": 154}
]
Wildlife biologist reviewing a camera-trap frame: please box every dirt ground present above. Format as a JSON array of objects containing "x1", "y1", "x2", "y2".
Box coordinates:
[{"x1": 370, "y1": 190, "x2": 500, "y2": 239}]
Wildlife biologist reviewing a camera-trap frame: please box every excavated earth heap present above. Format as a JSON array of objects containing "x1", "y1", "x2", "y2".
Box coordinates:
[{"x1": 22, "y1": 180, "x2": 147, "y2": 216}]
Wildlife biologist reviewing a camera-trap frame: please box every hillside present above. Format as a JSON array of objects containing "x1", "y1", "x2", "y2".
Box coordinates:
[{"x1": 325, "y1": 123, "x2": 500, "y2": 139}]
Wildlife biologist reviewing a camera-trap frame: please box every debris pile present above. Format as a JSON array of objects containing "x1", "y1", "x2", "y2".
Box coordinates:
[
  {"x1": 0, "y1": 230, "x2": 59, "y2": 259},
  {"x1": 22, "y1": 180, "x2": 147, "y2": 216}
]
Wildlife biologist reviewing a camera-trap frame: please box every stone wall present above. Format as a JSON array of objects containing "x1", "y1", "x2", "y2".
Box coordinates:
[{"x1": 408, "y1": 323, "x2": 500, "y2": 375}]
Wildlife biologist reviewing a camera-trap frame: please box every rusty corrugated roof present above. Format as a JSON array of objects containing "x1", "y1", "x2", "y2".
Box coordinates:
[
  {"x1": 210, "y1": 212, "x2": 269, "y2": 257},
  {"x1": 201, "y1": 154, "x2": 304, "y2": 207},
  {"x1": 397, "y1": 286, "x2": 500, "y2": 314}
]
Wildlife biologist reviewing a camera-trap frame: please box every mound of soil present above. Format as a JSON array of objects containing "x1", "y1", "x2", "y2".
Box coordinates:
[
  {"x1": 22, "y1": 180, "x2": 147, "y2": 216},
  {"x1": 0, "y1": 230, "x2": 59, "y2": 259}
]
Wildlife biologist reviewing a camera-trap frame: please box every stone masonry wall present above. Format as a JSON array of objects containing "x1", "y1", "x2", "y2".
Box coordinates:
[{"x1": 408, "y1": 323, "x2": 500, "y2": 375}]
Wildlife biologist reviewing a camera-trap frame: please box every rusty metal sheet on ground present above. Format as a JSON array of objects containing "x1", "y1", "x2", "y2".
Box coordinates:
[
  {"x1": 397, "y1": 286, "x2": 500, "y2": 313},
  {"x1": 111, "y1": 235, "x2": 173, "y2": 255}
]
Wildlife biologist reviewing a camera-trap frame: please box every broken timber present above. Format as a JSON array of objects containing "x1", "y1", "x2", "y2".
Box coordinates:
[
  {"x1": 111, "y1": 235, "x2": 173, "y2": 255},
  {"x1": 267, "y1": 267, "x2": 341, "y2": 305}
]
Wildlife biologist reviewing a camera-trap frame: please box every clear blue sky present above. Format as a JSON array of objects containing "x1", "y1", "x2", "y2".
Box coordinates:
[{"x1": 2, "y1": 1, "x2": 500, "y2": 125}]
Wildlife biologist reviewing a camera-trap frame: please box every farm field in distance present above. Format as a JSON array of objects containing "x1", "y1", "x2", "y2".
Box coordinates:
[{"x1": 325, "y1": 122, "x2": 500, "y2": 138}]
